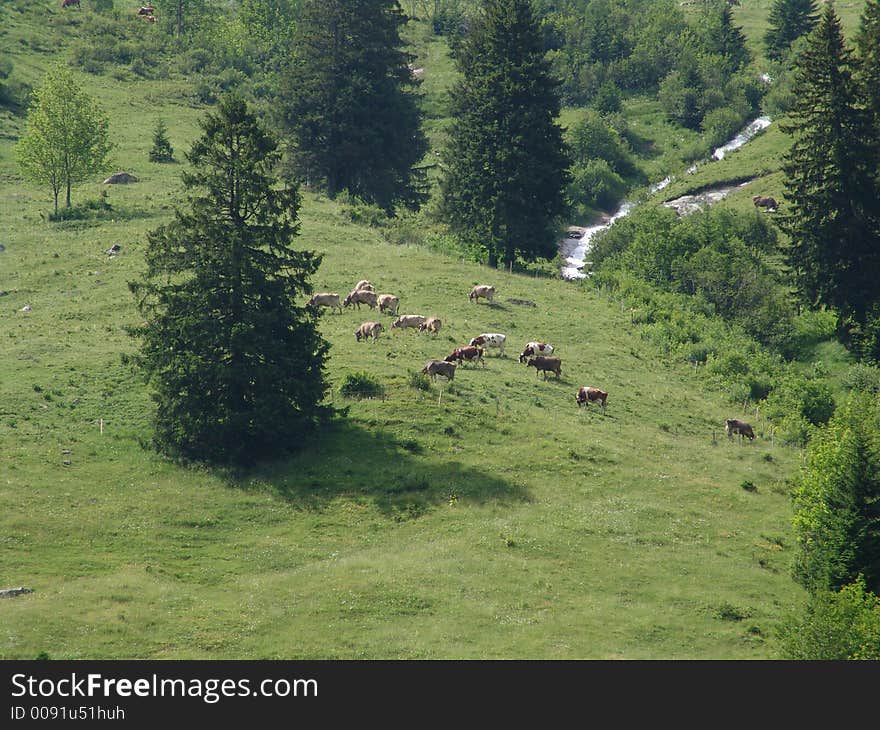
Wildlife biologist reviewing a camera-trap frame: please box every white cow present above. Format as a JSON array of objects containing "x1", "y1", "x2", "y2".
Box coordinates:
[
  {"x1": 469, "y1": 285, "x2": 496, "y2": 303},
  {"x1": 519, "y1": 341, "x2": 554, "y2": 363},
  {"x1": 307, "y1": 292, "x2": 343, "y2": 315},
  {"x1": 469, "y1": 333, "x2": 506, "y2": 356},
  {"x1": 391, "y1": 314, "x2": 427, "y2": 330}
]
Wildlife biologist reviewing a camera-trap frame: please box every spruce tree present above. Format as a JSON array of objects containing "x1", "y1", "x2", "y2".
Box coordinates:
[
  {"x1": 791, "y1": 393, "x2": 880, "y2": 596},
  {"x1": 764, "y1": 0, "x2": 819, "y2": 61},
  {"x1": 129, "y1": 94, "x2": 330, "y2": 466},
  {"x1": 280, "y1": 0, "x2": 428, "y2": 212},
  {"x1": 439, "y1": 0, "x2": 570, "y2": 269},
  {"x1": 855, "y1": 0, "x2": 880, "y2": 144},
  {"x1": 778, "y1": 3, "x2": 880, "y2": 339},
  {"x1": 148, "y1": 118, "x2": 175, "y2": 163}
]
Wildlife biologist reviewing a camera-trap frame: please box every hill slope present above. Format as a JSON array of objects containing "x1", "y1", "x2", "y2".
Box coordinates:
[{"x1": 0, "y1": 1, "x2": 807, "y2": 659}]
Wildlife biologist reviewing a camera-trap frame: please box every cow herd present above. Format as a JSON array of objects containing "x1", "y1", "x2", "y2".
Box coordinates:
[
  {"x1": 308, "y1": 279, "x2": 612, "y2": 418},
  {"x1": 309, "y1": 277, "x2": 758, "y2": 440}
]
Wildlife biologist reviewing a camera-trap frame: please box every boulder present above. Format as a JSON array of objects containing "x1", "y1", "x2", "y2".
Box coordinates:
[{"x1": 103, "y1": 171, "x2": 139, "y2": 184}]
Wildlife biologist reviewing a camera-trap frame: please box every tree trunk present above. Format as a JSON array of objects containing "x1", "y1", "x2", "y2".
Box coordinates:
[
  {"x1": 177, "y1": 0, "x2": 182, "y2": 39},
  {"x1": 66, "y1": 178, "x2": 72, "y2": 208}
]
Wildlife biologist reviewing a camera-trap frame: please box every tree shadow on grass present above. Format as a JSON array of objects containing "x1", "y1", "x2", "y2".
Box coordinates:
[{"x1": 232, "y1": 419, "x2": 532, "y2": 518}]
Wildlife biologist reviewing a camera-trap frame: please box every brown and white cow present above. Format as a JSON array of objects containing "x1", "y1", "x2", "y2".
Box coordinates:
[
  {"x1": 343, "y1": 288, "x2": 378, "y2": 310},
  {"x1": 725, "y1": 418, "x2": 755, "y2": 441},
  {"x1": 469, "y1": 333, "x2": 506, "y2": 356},
  {"x1": 307, "y1": 292, "x2": 343, "y2": 314},
  {"x1": 354, "y1": 279, "x2": 375, "y2": 292},
  {"x1": 752, "y1": 195, "x2": 778, "y2": 211},
  {"x1": 421, "y1": 359, "x2": 456, "y2": 381},
  {"x1": 527, "y1": 356, "x2": 562, "y2": 379},
  {"x1": 576, "y1": 386, "x2": 608, "y2": 414},
  {"x1": 519, "y1": 341, "x2": 553, "y2": 363},
  {"x1": 377, "y1": 294, "x2": 400, "y2": 316},
  {"x1": 445, "y1": 346, "x2": 485, "y2": 368},
  {"x1": 468, "y1": 284, "x2": 496, "y2": 304},
  {"x1": 355, "y1": 321, "x2": 383, "y2": 342},
  {"x1": 418, "y1": 316, "x2": 442, "y2": 335}
]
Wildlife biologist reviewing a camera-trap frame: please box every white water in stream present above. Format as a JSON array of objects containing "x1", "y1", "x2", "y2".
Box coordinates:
[{"x1": 559, "y1": 115, "x2": 772, "y2": 280}]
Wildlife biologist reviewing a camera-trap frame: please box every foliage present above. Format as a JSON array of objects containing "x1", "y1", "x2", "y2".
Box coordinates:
[
  {"x1": 764, "y1": 0, "x2": 819, "y2": 61},
  {"x1": 778, "y1": 577, "x2": 880, "y2": 660},
  {"x1": 128, "y1": 94, "x2": 330, "y2": 466},
  {"x1": 439, "y1": 0, "x2": 569, "y2": 269},
  {"x1": 16, "y1": 65, "x2": 113, "y2": 214},
  {"x1": 567, "y1": 159, "x2": 626, "y2": 215},
  {"x1": 148, "y1": 118, "x2": 175, "y2": 163},
  {"x1": 855, "y1": 0, "x2": 880, "y2": 140},
  {"x1": 339, "y1": 371, "x2": 385, "y2": 399},
  {"x1": 778, "y1": 4, "x2": 880, "y2": 356},
  {"x1": 790, "y1": 393, "x2": 880, "y2": 595},
  {"x1": 280, "y1": 0, "x2": 429, "y2": 213},
  {"x1": 591, "y1": 205, "x2": 788, "y2": 348}
]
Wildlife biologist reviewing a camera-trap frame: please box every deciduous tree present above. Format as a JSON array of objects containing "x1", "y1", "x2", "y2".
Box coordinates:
[{"x1": 16, "y1": 66, "x2": 113, "y2": 214}]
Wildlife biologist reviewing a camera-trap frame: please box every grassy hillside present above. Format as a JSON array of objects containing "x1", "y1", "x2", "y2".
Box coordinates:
[{"x1": 0, "y1": 0, "x2": 815, "y2": 659}]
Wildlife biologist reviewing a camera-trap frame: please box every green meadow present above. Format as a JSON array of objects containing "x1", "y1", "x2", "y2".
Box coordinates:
[{"x1": 0, "y1": 0, "x2": 835, "y2": 659}]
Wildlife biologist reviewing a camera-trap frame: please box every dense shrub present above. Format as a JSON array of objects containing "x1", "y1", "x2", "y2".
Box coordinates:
[
  {"x1": 778, "y1": 577, "x2": 880, "y2": 660},
  {"x1": 339, "y1": 372, "x2": 385, "y2": 400}
]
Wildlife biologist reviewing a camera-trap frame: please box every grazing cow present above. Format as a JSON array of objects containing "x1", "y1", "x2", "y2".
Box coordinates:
[
  {"x1": 343, "y1": 288, "x2": 378, "y2": 310},
  {"x1": 445, "y1": 346, "x2": 485, "y2": 368},
  {"x1": 391, "y1": 314, "x2": 427, "y2": 330},
  {"x1": 725, "y1": 418, "x2": 755, "y2": 441},
  {"x1": 354, "y1": 280, "x2": 375, "y2": 292},
  {"x1": 752, "y1": 195, "x2": 778, "y2": 211},
  {"x1": 469, "y1": 285, "x2": 496, "y2": 304},
  {"x1": 307, "y1": 292, "x2": 343, "y2": 314},
  {"x1": 527, "y1": 356, "x2": 562, "y2": 379},
  {"x1": 469, "y1": 333, "x2": 506, "y2": 356},
  {"x1": 355, "y1": 321, "x2": 383, "y2": 342},
  {"x1": 61, "y1": 0, "x2": 81, "y2": 7},
  {"x1": 418, "y1": 316, "x2": 442, "y2": 335},
  {"x1": 137, "y1": 5, "x2": 155, "y2": 15},
  {"x1": 519, "y1": 341, "x2": 554, "y2": 363},
  {"x1": 421, "y1": 359, "x2": 456, "y2": 381},
  {"x1": 576, "y1": 386, "x2": 608, "y2": 415},
  {"x1": 377, "y1": 294, "x2": 399, "y2": 316}
]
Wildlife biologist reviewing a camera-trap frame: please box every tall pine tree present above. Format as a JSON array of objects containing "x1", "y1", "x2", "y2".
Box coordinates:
[
  {"x1": 778, "y1": 3, "x2": 880, "y2": 343},
  {"x1": 280, "y1": 0, "x2": 428, "y2": 212},
  {"x1": 439, "y1": 0, "x2": 570, "y2": 269},
  {"x1": 856, "y1": 0, "x2": 880, "y2": 147},
  {"x1": 764, "y1": 0, "x2": 819, "y2": 61},
  {"x1": 129, "y1": 94, "x2": 330, "y2": 466}
]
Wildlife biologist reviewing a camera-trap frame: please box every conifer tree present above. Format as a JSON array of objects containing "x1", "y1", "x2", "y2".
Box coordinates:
[
  {"x1": 791, "y1": 393, "x2": 880, "y2": 596},
  {"x1": 855, "y1": 0, "x2": 880, "y2": 143},
  {"x1": 129, "y1": 94, "x2": 330, "y2": 466},
  {"x1": 439, "y1": 0, "x2": 569, "y2": 269},
  {"x1": 764, "y1": 0, "x2": 819, "y2": 61},
  {"x1": 148, "y1": 118, "x2": 175, "y2": 163},
  {"x1": 700, "y1": 0, "x2": 751, "y2": 75},
  {"x1": 778, "y1": 3, "x2": 880, "y2": 340},
  {"x1": 280, "y1": 0, "x2": 428, "y2": 212}
]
